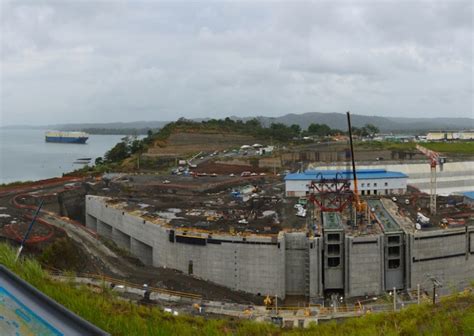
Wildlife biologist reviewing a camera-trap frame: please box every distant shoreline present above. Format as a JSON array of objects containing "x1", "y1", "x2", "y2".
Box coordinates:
[
  {"x1": 0, "y1": 126, "x2": 153, "y2": 135},
  {"x1": 1, "y1": 111, "x2": 473, "y2": 133}
]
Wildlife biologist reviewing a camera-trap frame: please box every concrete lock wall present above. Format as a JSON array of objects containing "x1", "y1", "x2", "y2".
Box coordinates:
[
  {"x1": 86, "y1": 195, "x2": 474, "y2": 299},
  {"x1": 131, "y1": 238, "x2": 153, "y2": 266},
  {"x1": 345, "y1": 235, "x2": 384, "y2": 297},
  {"x1": 308, "y1": 237, "x2": 323, "y2": 298},
  {"x1": 85, "y1": 214, "x2": 97, "y2": 231},
  {"x1": 323, "y1": 230, "x2": 344, "y2": 290},
  {"x1": 97, "y1": 220, "x2": 113, "y2": 240},
  {"x1": 470, "y1": 231, "x2": 474, "y2": 252},
  {"x1": 284, "y1": 232, "x2": 307, "y2": 295},
  {"x1": 407, "y1": 228, "x2": 474, "y2": 294},
  {"x1": 385, "y1": 234, "x2": 405, "y2": 290},
  {"x1": 112, "y1": 228, "x2": 131, "y2": 250},
  {"x1": 86, "y1": 196, "x2": 286, "y2": 298}
]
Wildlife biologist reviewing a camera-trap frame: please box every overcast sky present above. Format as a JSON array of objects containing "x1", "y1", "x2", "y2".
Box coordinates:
[{"x1": 1, "y1": 0, "x2": 472, "y2": 126}]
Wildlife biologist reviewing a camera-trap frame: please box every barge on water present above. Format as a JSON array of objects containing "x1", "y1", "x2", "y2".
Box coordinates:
[{"x1": 45, "y1": 131, "x2": 89, "y2": 144}]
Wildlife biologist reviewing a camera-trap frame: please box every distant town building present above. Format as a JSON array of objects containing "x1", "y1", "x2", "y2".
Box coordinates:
[
  {"x1": 284, "y1": 169, "x2": 408, "y2": 197},
  {"x1": 370, "y1": 134, "x2": 416, "y2": 142},
  {"x1": 427, "y1": 131, "x2": 474, "y2": 141},
  {"x1": 258, "y1": 146, "x2": 274, "y2": 155},
  {"x1": 240, "y1": 145, "x2": 252, "y2": 149}
]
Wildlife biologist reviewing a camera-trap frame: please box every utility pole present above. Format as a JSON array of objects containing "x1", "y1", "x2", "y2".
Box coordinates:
[
  {"x1": 417, "y1": 284, "x2": 421, "y2": 305},
  {"x1": 393, "y1": 287, "x2": 397, "y2": 311},
  {"x1": 16, "y1": 200, "x2": 44, "y2": 261},
  {"x1": 426, "y1": 275, "x2": 442, "y2": 305},
  {"x1": 275, "y1": 295, "x2": 278, "y2": 316}
]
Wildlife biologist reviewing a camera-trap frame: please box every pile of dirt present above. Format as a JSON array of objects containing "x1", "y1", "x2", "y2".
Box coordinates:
[{"x1": 193, "y1": 162, "x2": 268, "y2": 174}]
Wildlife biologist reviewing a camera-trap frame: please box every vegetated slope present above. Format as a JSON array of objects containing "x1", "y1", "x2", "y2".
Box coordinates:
[
  {"x1": 144, "y1": 121, "x2": 264, "y2": 157},
  {"x1": 1, "y1": 242, "x2": 473, "y2": 336},
  {"x1": 146, "y1": 130, "x2": 258, "y2": 156}
]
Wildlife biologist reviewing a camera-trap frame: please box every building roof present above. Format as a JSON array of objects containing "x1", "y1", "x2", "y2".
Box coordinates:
[
  {"x1": 284, "y1": 169, "x2": 407, "y2": 181},
  {"x1": 463, "y1": 191, "x2": 474, "y2": 200}
]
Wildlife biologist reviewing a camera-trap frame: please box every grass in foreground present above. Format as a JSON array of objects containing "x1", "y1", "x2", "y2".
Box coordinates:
[
  {"x1": 358, "y1": 141, "x2": 474, "y2": 155},
  {"x1": 423, "y1": 142, "x2": 474, "y2": 155},
  {"x1": 1, "y1": 242, "x2": 473, "y2": 335}
]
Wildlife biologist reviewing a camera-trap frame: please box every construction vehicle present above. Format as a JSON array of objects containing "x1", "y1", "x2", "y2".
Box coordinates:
[
  {"x1": 416, "y1": 144, "x2": 446, "y2": 214},
  {"x1": 264, "y1": 295, "x2": 273, "y2": 306}
]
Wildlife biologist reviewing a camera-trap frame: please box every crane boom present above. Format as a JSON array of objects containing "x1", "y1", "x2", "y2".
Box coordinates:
[
  {"x1": 416, "y1": 144, "x2": 445, "y2": 215},
  {"x1": 346, "y1": 112, "x2": 359, "y2": 198},
  {"x1": 346, "y1": 112, "x2": 364, "y2": 215}
]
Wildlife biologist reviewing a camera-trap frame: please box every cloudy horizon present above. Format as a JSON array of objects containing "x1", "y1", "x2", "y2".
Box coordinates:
[{"x1": 1, "y1": 0, "x2": 473, "y2": 126}]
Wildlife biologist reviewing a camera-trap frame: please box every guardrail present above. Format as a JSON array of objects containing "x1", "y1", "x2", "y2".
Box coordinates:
[{"x1": 48, "y1": 270, "x2": 202, "y2": 300}]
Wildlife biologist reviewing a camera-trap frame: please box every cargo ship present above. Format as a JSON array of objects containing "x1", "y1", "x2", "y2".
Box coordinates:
[{"x1": 45, "y1": 131, "x2": 89, "y2": 144}]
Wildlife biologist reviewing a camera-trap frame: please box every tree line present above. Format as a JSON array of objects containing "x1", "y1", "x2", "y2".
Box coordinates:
[{"x1": 81, "y1": 128, "x2": 154, "y2": 135}]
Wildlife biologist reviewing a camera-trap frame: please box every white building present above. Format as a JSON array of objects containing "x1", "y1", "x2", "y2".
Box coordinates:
[
  {"x1": 427, "y1": 131, "x2": 474, "y2": 141},
  {"x1": 258, "y1": 146, "x2": 274, "y2": 155},
  {"x1": 284, "y1": 169, "x2": 408, "y2": 197}
]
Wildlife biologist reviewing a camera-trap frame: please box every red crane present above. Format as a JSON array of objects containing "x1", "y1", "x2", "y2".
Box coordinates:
[
  {"x1": 307, "y1": 174, "x2": 354, "y2": 212},
  {"x1": 416, "y1": 144, "x2": 446, "y2": 214}
]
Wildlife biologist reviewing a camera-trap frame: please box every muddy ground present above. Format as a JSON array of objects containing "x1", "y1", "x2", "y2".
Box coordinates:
[
  {"x1": 395, "y1": 192, "x2": 472, "y2": 229},
  {"x1": 0, "y1": 180, "x2": 265, "y2": 304}
]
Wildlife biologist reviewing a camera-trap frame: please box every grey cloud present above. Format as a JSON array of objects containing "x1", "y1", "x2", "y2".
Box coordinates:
[{"x1": 0, "y1": 0, "x2": 472, "y2": 126}]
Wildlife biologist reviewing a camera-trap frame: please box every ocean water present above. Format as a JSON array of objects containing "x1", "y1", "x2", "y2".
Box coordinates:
[{"x1": 0, "y1": 129, "x2": 123, "y2": 184}]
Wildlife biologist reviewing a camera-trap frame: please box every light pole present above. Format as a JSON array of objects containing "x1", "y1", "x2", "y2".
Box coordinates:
[
  {"x1": 417, "y1": 284, "x2": 421, "y2": 305},
  {"x1": 393, "y1": 287, "x2": 397, "y2": 311},
  {"x1": 426, "y1": 275, "x2": 443, "y2": 305},
  {"x1": 275, "y1": 295, "x2": 278, "y2": 316}
]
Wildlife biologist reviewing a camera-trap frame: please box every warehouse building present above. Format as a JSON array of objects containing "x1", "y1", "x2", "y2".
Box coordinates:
[{"x1": 284, "y1": 169, "x2": 408, "y2": 197}]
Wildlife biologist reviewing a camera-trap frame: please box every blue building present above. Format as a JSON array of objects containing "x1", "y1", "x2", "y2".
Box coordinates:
[
  {"x1": 284, "y1": 169, "x2": 408, "y2": 197},
  {"x1": 463, "y1": 191, "x2": 474, "y2": 207}
]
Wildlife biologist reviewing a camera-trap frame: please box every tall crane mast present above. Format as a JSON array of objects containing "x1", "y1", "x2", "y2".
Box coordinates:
[
  {"x1": 346, "y1": 112, "x2": 362, "y2": 212},
  {"x1": 416, "y1": 144, "x2": 446, "y2": 215}
]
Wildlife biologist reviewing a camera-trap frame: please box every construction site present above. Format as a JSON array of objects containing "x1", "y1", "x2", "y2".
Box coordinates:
[{"x1": 1, "y1": 114, "x2": 473, "y2": 326}]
